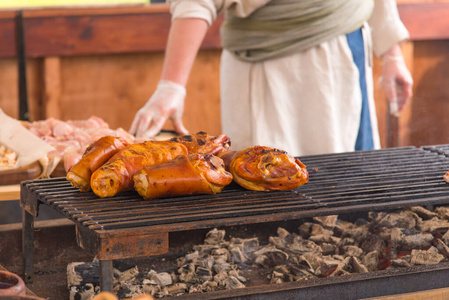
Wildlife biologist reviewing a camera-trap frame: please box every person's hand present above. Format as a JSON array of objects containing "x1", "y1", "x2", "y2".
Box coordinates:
[
  {"x1": 129, "y1": 80, "x2": 189, "y2": 138},
  {"x1": 379, "y1": 54, "x2": 413, "y2": 117}
]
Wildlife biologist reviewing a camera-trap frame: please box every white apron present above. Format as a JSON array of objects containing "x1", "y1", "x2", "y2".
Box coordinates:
[{"x1": 220, "y1": 25, "x2": 380, "y2": 156}]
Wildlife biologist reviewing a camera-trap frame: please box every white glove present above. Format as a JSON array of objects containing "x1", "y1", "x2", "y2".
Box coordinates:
[
  {"x1": 129, "y1": 80, "x2": 189, "y2": 138},
  {"x1": 379, "y1": 55, "x2": 414, "y2": 117}
]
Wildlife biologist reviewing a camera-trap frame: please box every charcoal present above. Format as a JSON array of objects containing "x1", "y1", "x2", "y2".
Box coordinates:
[
  {"x1": 185, "y1": 250, "x2": 200, "y2": 262},
  {"x1": 390, "y1": 257, "x2": 412, "y2": 268},
  {"x1": 213, "y1": 271, "x2": 228, "y2": 287},
  {"x1": 338, "y1": 237, "x2": 355, "y2": 247},
  {"x1": 148, "y1": 271, "x2": 172, "y2": 287},
  {"x1": 419, "y1": 217, "x2": 449, "y2": 233},
  {"x1": 69, "y1": 283, "x2": 95, "y2": 300},
  {"x1": 166, "y1": 282, "x2": 188, "y2": 294},
  {"x1": 309, "y1": 234, "x2": 340, "y2": 245},
  {"x1": 204, "y1": 228, "x2": 226, "y2": 245},
  {"x1": 390, "y1": 228, "x2": 434, "y2": 251},
  {"x1": 313, "y1": 215, "x2": 338, "y2": 229},
  {"x1": 442, "y1": 229, "x2": 449, "y2": 245},
  {"x1": 229, "y1": 246, "x2": 248, "y2": 263},
  {"x1": 376, "y1": 211, "x2": 419, "y2": 230},
  {"x1": 410, "y1": 206, "x2": 437, "y2": 220},
  {"x1": 67, "y1": 262, "x2": 100, "y2": 287},
  {"x1": 253, "y1": 247, "x2": 289, "y2": 268},
  {"x1": 226, "y1": 275, "x2": 246, "y2": 289},
  {"x1": 65, "y1": 207, "x2": 449, "y2": 299},
  {"x1": 334, "y1": 220, "x2": 356, "y2": 237},
  {"x1": 229, "y1": 269, "x2": 247, "y2": 283},
  {"x1": 269, "y1": 236, "x2": 287, "y2": 249},
  {"x1": 201, "y1": 280, "x2": 218, "y2": 292},
  {"x1": 435, "y1": 206, "x2": 449, "y2": 220},
  {"x1": 288, "y1": 236, "x2": 322, "y2": 254},
  {"x1": 194, "y1": 244, "x2": 220, "y2": 257},
  {"x1": 115, "y1": 265, "x2": 139, "y2": 282},
  {"x1": 341, "y1": 225, "x2": 369, "y2": 243},
  {"x1": 340, "y1": 245, "x2": 363, "y2": 258},
  {"x1": 273, "y1": 265, "x2": 291, "y2": 276},
  {"x1": 298, "y1": 222, "x2": 333, "y2": 238},
  {"x1": 277, "y1": 227, "x2": 291, "y2": 239},
  {"x1": 363, "y1": 250, "x2": 380, "y2": 271},
  {"x1": 360, "y1": 233, "x2": 387, "y2": 254},
  {"x1": 178, "y1": 263, "x2": 195, "y2": 275},
  {"x1": 411, "y1": 249, "x2": 445, "y2": 265},
  {"x1": 211, "y1": 248, "x2": 231, "y2": 263},
  {"x1": 435, "y1": 238, "x2": 449, "y2": 258},
  {"x1": 142, "y1": 285, "x2": 161, "y2": 296},
  {"x1": 320, "y1": 243, "x2": 337, "y2": 255},
  {"x1": 197, "y1": 257, "x2": 215, "y2": 270},
  {"x1": 176, "y1": 257, "x2": 187, "y2": 268},
  {"x1": 179, "y1": 271, "x2": 197, "y2": 283},
  {"x1": 196, "y1": 267, "x2": 213, "y2": 282},
  {"x1": 213, "y1": 262, "x2": 231, "y2": 274},
  {"x1": 270, "y1": 271, "x2": 285, "y2": 284},
  {"x1": 351, "y1": 256, "x2": 368, "y2": 273}
]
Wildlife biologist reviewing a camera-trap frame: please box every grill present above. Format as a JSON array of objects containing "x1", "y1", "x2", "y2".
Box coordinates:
[{"x1": 20, "y1": 145, "x2": 449, "y2": 297}]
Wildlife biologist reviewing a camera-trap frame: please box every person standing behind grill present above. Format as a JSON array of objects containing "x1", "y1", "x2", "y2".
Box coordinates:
[{"x1": 129, "y1": 0, "x2": 413, "y2": 157}]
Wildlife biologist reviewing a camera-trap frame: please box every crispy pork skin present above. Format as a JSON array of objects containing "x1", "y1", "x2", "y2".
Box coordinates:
[
  {"x1": 170, "y1": 131, "x2": 230, "y2": 156},
  {"x1": 229, "y1": 145, "x2": 308, "y2": 191},
  {"x1": 66, "y1": 136, "x2": 129, "y2": 192},
  {"x1": 90, "y1": 141, "x2": 188, "y2": 198},
  {"x1": 133, "y1": 153, "x2": 232, "y2": 200}
]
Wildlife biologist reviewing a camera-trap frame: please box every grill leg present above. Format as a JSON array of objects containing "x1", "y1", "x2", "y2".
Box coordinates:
[
  {"x1": 22, "y1": 209, "x2": 34, "y2": 283},
  {"x1": 99, "y1": 260, "x2": 113, "y2": 292}
]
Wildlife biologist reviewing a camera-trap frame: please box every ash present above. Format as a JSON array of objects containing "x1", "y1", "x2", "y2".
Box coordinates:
[{"x1": 69, "y1": 205, "x2": 449, "y2": 299}]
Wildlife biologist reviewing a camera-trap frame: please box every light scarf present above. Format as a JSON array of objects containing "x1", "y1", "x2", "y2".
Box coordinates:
[{"x1": 220, "y1": 0, "x2": 374, "y2": 62}]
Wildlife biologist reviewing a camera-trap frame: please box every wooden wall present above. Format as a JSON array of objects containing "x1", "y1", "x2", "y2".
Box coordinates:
[{"x1": 1, "y1": 2, "x2": 449, "y2": 149}]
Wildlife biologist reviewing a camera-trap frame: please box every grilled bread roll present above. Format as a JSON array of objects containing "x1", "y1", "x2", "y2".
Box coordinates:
[
  {"x1": 170, "y1": 131, "x2": 231, "y2": 155},
  {"x1": 133, "y1": 153, "x2": 233, "y2": 200},
  {"x1": 229, "y1": 145, "x2": 308, "y2": 191},
  {"x1": 90, "y1": 141, "x2": 188, "y2": 198},
  {"x1": 66, "y1": 136, "x2": 129, "y2": 192}
]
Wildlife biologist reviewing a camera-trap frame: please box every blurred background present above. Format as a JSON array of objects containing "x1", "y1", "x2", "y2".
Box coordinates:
[{"x1": 1, "y1": 0, "x2": 449, "y2": 224}]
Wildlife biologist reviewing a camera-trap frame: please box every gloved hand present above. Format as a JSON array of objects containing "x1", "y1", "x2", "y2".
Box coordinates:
[
  {"x1": 379, "y1": 55, "x2": 414, "y2": 117},
  {"x1": 129, "y1": 80, "x2": 189, "y2": 138}
]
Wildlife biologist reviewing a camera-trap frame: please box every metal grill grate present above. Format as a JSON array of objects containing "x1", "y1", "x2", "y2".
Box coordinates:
[
  {"x1": 21, "y1": 146, "x2": 449, "y2": 233},
  {"x1": 20, "y1": 145, "x2": 449, "y2": 292}
]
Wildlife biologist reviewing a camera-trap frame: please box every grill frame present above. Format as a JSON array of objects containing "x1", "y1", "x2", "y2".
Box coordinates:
[{"x1": 20, "y1": 145, "x2": 449, "y2": 293}]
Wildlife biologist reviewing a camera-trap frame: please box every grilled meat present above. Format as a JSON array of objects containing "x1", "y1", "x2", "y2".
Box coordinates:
[
  {"x1": 90, "y1": 141, "x2": 188, "y2": 198},
  {"x1": 66, "y1": 136, "x2": 129, "y2": 192},
  {"x1": 227, "y1": 145, "x2": 308, "y2": 191},
  {"x1": 133, "y1": 153, "x2": 233, "y2": 200},
  {"x1": 170, "y1": 131, "x2": 230, "y2": 156}
]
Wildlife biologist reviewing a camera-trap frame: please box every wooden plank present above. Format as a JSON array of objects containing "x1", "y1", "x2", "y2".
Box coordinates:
[
  {"x1": 0, "y1": 11, "x2": 16, "y2": 58},
  {"x1": 21, "y1": 5, "x2": 221, "y2": 58},
  {"x1": 364, "y1": 287, "x2": 449, "y2": 300},
  {"x1": 43, "y1": 56, "x2": 62, "y2": 119},
  {"x1": 1, "y1": 3, "x2": 448, "y2": 58},
  {"x1": 0, "y1": 184, "x2": 20, "y2": 201},
  {"x1": 398, "y1": 3, "x2": 449, "y2": 40},
  {"x1": 407, "y1": 40, "x2": 449, "y2": 147}
]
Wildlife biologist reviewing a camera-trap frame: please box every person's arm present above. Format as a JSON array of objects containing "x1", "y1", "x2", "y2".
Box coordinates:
[
  {"x1": 369, "y1": 0, "x2": 413, "y2": 116},
  {"x1": 161, "y1": 18, "x2": 209, "y2": 86},
  {"x1": 129, "y1": 18, "x2": 209, "y2": 138},
  {"x1": 379, "y1": 43, "x2": 413, "y2": 116}
]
